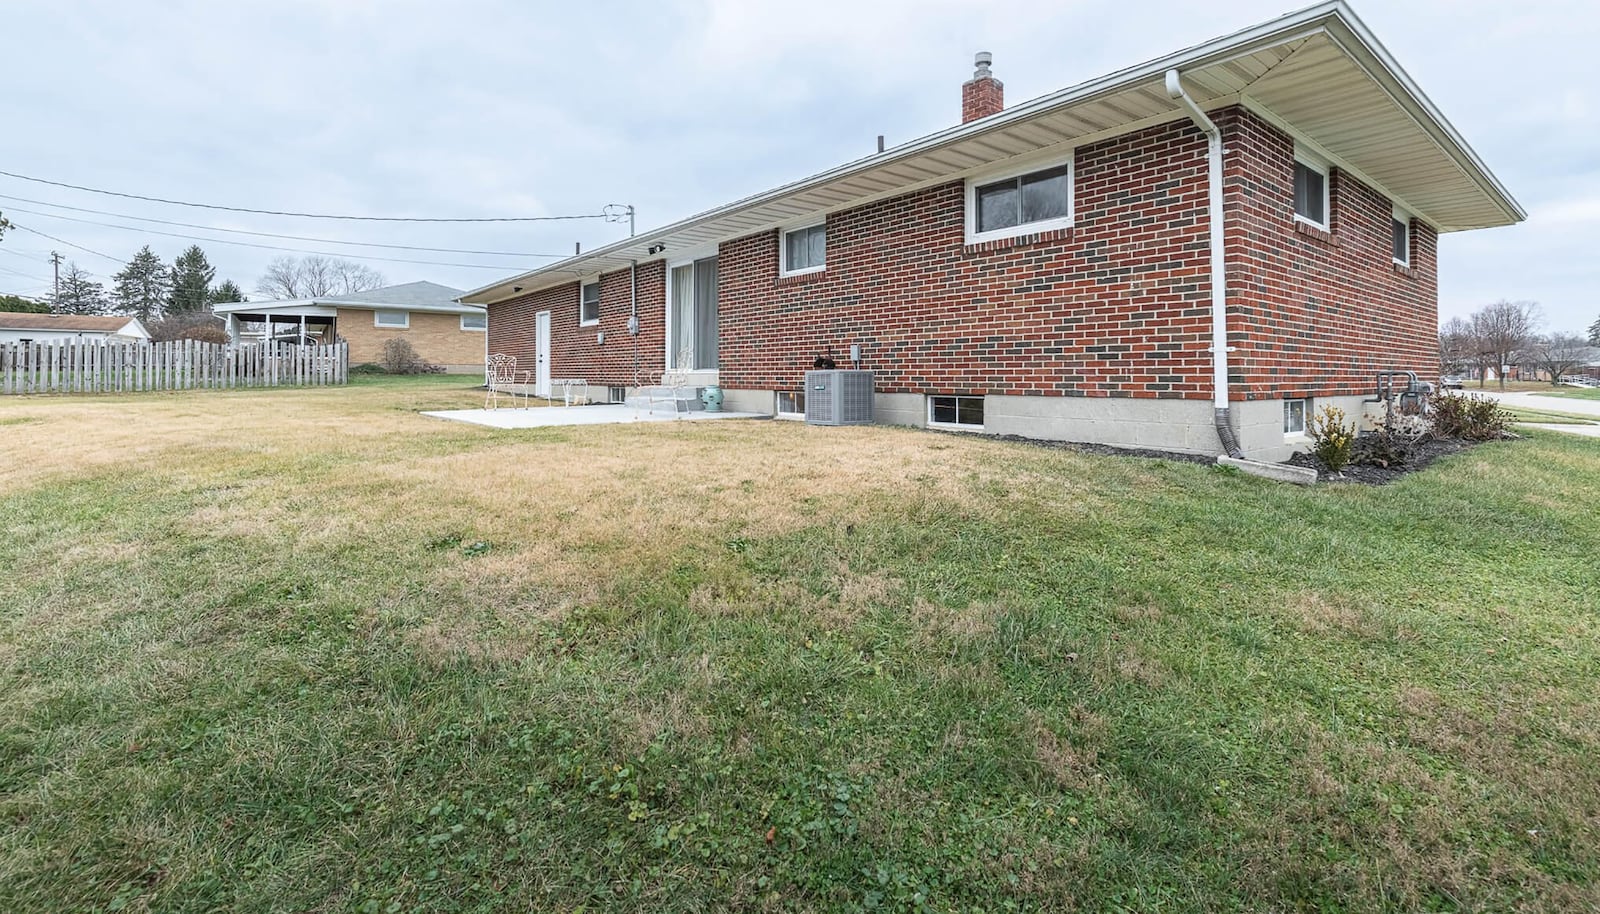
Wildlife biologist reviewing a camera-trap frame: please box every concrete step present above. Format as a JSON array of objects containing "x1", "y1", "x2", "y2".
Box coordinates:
[{"x1": 625, "y1": 389, "x2": 704, "y2": 412}]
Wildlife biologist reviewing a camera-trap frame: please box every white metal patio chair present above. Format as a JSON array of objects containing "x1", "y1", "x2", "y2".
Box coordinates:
[{"x1": 485, "y1": 353, "x2": 531, "y2": 409}]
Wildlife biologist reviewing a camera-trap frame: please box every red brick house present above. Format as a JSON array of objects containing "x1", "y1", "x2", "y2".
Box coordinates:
[{"x1": 463, "y1": 1, "x2": 1523, "y2": 461}]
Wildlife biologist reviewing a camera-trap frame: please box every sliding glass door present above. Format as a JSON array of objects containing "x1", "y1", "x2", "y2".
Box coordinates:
[{"x1": 667, "y1": 256, "x2": 718, "y2": 371}]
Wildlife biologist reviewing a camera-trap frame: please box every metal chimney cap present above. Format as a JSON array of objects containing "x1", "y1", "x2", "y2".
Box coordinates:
[{"x1": 973, "y1": 51, "x2": 994, "y2": 78}]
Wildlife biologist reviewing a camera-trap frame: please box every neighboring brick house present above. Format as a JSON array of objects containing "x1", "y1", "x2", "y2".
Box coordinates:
[
  {"x1": 463, "y1": 1, "x2": 1522, "y2": 461},
  {"x1": 217, "y1": 282, "x2": 486, "y2": 373}
]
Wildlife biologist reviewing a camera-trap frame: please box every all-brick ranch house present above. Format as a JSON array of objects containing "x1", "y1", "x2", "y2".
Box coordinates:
[{"x1": 463, "y1": 1, "x2": 1523, "y2": 461}]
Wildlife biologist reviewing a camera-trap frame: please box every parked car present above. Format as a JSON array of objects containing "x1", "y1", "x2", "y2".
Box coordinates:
[{"x1": 1441, "y1": 376, "x2": 1466, "y2": 389}]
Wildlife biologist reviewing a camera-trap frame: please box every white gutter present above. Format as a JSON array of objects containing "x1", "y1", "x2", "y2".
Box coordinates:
[{"x1": 1166, "y1": 68, "x2": 1243, "y2": 458}]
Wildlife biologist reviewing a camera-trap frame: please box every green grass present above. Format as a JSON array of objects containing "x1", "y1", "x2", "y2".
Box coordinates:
[
  {"x1": 1503, "y1": 406, "x2": 1600, "y2": 425},
  {"x1": 1532, "y1": 386, "x2": 1600, "y2": 401},
  {"x1": 1, "y1": 378, "x2": 1598, "y2": 913}
]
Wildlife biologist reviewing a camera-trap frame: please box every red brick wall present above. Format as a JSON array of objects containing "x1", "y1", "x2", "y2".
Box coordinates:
[
  {"x1": 485, "y1": 261, "x2": 666, "y2": 387},
  {"x1": 1221, "y1": 107, "x2": 1439, "y2": 399},
  {"x1": 491, "y1": 106, "x2": 1438, "y2": 404},
  {"x1": 718, "y1": 117, "x2": 1215, "y2": 398}
]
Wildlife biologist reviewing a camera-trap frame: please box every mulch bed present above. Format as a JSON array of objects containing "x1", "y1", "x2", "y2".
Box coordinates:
[
  {"x1": 946, "y1": 429, "x2": 1501, "y2": 486},
  {"x1": 1286, "y1": 435, "x2": 1490, "y2": 485}
]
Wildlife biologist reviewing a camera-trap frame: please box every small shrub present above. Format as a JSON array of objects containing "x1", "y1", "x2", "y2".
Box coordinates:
[
  {"x1": 1352, "y1": 411, "x2": 1432, "y2": 468},
  {"x1": 1309, "y1": 405, "x2": 1356, "y2": 472},
  {"x1": 350, "y1": 362, "x2": 390, "y2": 375},
  {"x1": 380, "y1": 338, "x2": 443, "y2": 375},
  {"x1": 1430, "y1": 390, "x2": 1513, "y2": 440}
]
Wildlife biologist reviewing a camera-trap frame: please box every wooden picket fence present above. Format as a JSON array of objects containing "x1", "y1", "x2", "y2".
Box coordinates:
[{"x1": 0, "y1": 339, "x2": 348, "y2": 395}]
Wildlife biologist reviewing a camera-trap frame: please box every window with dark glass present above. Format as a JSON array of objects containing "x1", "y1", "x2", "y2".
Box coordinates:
[
  {"x1": 930, "y1": 395, "x2": 985, "y2": 428},
  {"x1": 1392, "y1": 216, "x2": 1410, "y2": 265},
  {"x1": 1294, "y1": 161, "x2": 1327, "y2": 227},
  {"x1": 580, "y1": 281, "x2": 600, "y2": 325},
  {"x1": 975, "y1": 164, "x2": 1070, "y2": 234}
]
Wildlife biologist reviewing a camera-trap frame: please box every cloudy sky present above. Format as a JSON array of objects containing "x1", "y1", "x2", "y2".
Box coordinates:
[{"x1": 1, "y1": 0, "x2": 1594, "y2": 331}]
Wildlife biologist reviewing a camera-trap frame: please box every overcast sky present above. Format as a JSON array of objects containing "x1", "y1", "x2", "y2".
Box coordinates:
[{"x1": 1, "y1": 0, "x2": 1594, "y2": 331}]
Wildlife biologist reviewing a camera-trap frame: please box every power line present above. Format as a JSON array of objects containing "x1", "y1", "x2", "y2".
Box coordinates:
[
  {"x1": 7, "y1": 211, "x2": 539, "y2": 271},
  {"x1": 8, "y1": 224, "x2": 120, "y2": 264},
  {"x1": 0, "y1": 193, "x2": 571, "y2": 258},
  {"x1": 0, "y1": 169, "x2": 610, "y2": 224},
  {"x1": 0, "y1": 264, "x2": 49, "y2": 282},
  {"x1": 0, "y1": 247, "x2": 54, "y2": 263}
]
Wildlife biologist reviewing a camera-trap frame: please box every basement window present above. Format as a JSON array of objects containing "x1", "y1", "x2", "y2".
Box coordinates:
[
  {"x1": 781, "y1": 223, "x2": 826, "y2": 276},
  {"x1": 460, "y1": 312, "x2": 487, "y2": 331},
  {"x1": 966, "y1": 155, "x2": 1074, "y2": 244},
  {"x1": 374, "y1": 310, "x2": 409, "y2": 329},
  {"x1": 776, "y1": 389, "x2": 806, "y2": 418},
  {"x1": 580, "y1": 281, "x2": 600, "y2": 326},
  {"x1": 929, "y1": 395, "x2": 985, "y2": 430},
  {"x1": 1284, "y1": 398, "x2": 1310, "y2": 436},
  {"x1": 1391, "y1": 206, "x2": 1411, "y2": 266},
  {"x1": 1293, "y1": 150, "x2": 1330, "y2": 230}
]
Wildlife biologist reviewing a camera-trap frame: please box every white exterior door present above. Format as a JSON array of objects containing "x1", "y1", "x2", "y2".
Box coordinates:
[{"x1": 535, "y1": 310, "x2": 551, "y2": 398}]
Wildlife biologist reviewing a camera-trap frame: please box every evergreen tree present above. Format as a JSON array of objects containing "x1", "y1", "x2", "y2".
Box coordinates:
[
  {"x1": 112, "y1": 246, "x2": 170, "y2": 323},
  {"x1": 167, "y1": 245, "x2": 216, "y2": 313},
  {"x1": 209, "y1": 279, "x2": 245, "y2": 305},
  {"x1": 50, "y1": 263, "x2": 108, "y2": 315},
  {"x1": 1589, "y1": 315, "x2": 1600, "y2": 347}
]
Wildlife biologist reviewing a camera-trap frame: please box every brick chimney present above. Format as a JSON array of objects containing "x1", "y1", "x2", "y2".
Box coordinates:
[{"x1": 962, "y1": 52, "x2": 1004, "y2": 123}]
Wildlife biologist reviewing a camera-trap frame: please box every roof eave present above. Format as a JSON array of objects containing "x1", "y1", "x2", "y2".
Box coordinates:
[{"x1": 462, "y1": 0, "x2": 1522, "y2": 302}]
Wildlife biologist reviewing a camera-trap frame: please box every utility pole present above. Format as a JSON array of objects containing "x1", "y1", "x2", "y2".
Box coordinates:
[{"x1": 50, "y1": 251, "x2": 62, "y2": 302}]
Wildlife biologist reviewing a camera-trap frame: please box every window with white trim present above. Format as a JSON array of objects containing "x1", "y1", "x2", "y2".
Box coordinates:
[
  {"x1": 1293, "y1": 151, "x2": 1330, "y2": 229},
  {"x1": 966, "y1": 156, "x2": 1074, "y2": 243},
  {"x1": 374, "y1": 309, "x2": 408, "y2": 328},
  {"x1": 781, "y1": 223, "x2": 826, "y2": 276},
  {"x1": 1391, "y1": 206, "x2": 1411, "y2": 266},
  {"x1": 1284, "y1": 398, "x2": 1310, "y2": 436},
  {"x1": 580, "y1": 281, "x2": 600, "y2": 326},
  {"x1": 460, "y1": 312, "x2": 487, "y2": 331},
  {"x1": 929, "y1": 395, "x2": 985, "y2": 429},
  {"x1": 776, "y1": 390, "x2": 805, "y2": 417}
]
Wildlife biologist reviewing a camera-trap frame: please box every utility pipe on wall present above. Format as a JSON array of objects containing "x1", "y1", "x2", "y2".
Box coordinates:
[{"x1": 1165, "y1": 69, "x2": 1242, "y2": 459}]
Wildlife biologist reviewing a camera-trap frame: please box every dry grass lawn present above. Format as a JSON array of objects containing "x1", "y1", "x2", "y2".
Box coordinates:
[{"x1": 1, "y1": 375, "x2": 1597, "y2": 913}]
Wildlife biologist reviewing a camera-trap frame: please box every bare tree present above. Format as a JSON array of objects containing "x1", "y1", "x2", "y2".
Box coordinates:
[
  {"x1": 1469, "y1": 300, "x2": 1541, "y2": 390},
  {"x1": 1438, "y1": 316, "x2": 1473, "y2": 377},
  {"x1": 1525, "y1": 333, "x2": 1596, "y2": 385},
  {"x1": 256, "y1": 256, "x2": 385, "y2": 299}
]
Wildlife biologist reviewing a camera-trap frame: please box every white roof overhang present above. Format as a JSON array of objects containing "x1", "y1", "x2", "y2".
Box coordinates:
[
  {"x1": 462, "y1": 0, "x2": 1522, "y2": 305},
  {"x1": 213, "y1": 301, "x2": 483, "y2": 317}
]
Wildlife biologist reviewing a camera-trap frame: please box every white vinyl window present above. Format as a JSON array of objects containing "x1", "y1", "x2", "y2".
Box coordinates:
[
  {"x1": 929, "y1": 395, "x2": 985, "y2": 430},
  {"x1": 781, "y1": 223, "x2": 826, "y2": 276},
  {"x1": 1284, "y1": 398, "x2": 1310, "y2": 436},
  {"x1": 374, "y1": 309, "x2": 408, "y2": 329},
  {"x1": 1293, "y1": 149, "x2": 1330, "y2": 230},
  {"x1": 965, "y1": 155, "x2": 1074, "y2": 244},
  {"x1": 1391, "y1": 206, "x2": 1411, "y2": 266},
  {"x1": 580, "y1": 281, "x2": 600, "y2": 326},
  {"x1": 460, "y1": 312, "x2": 487, "y2": 331},
  {"x1": 776, "y1": 389, "x2": 806, "y2": 418}
]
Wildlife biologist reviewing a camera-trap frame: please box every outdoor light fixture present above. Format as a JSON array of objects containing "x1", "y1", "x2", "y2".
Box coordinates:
[
  {"x1": 647, "y1": 243, "x2": 666, "y2": 255},
  {"x1": 512, "y1": 286, "x2": 523, "y2": 292}
]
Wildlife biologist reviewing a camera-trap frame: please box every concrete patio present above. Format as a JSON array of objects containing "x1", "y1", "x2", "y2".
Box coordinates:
[{"x1": 423, "y1": 404, "x2": 768, "y2": 429}]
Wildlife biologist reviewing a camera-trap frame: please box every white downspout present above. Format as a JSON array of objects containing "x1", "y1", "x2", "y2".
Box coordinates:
[{"x1": 1166, "y1": 69, "x2": 1242, "y2": 458}]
